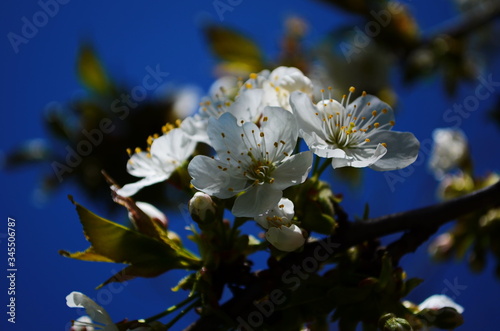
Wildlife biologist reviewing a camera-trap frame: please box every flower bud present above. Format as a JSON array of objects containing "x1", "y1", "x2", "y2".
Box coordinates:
[
  {"x1": 438, "y1": 172, "x2": 474, "y2": 200},
  {"x1": 418, "y1": 307, "x2": 464, "y2": 329},
  {"x1": 418, "y1": 294, "x2": 464, "y2": 314},
  {"x1": 130, "y1": 202, "x2": 168, "y2": 228},
  {"x1": 428, "y1": 233, "x2": 454, "y2": 260},
  {"x1": 265, "y1": 224, "x2": 305, "y2": 252},
  {"x1": 189, "y1": 192, "x2": 216, "y2": 224},
  {"x1": 378, "y1": 313, "x2": 413, "y2": 331}
]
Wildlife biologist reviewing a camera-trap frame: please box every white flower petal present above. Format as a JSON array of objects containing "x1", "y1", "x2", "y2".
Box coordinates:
[
  {"x1": 369, "y1": 131, "x2": 420, "y2": 171},
  {"x1": 348, "y1": 94, "x2": 395, "y2": 130},
  {"x1": 301, "y1": 130, "x2": 336, "y2": 158},
  {"x1": 290, "y1": 91, "x2": 325, "y2": 139},
  {"x1": 180, "y1": 115, "x2": 209, "y2": 143},
  {"x1": 418, "y1": 294, "x2": 464, "y2": 314},
  {"x1": 261, "y1": 106, "x2": 298, "y2": 156},
  {"x1": 232, "y1": 185, "x2": 283, "y2": 217},
  {"x1": 126, "y1": 152, "x2": 160, "y2": 177},
  {"x1": 228, "y1": 89, "x2": 264, "y2": 124},
  {"x1": 151, "y1": 129, "x2": 197, "y2": 163},
  {"x1": 273, "y1": 151, "x2": 313, "y2": 190},
  {"x1": 207, "y1": 112, "x2": 249, "y2": 158},
  {"x1": 72, "y1": 316, "x2": 95, "y2": 331},
  {"x1": 269, "y1": 66, "x2": 313, "y2": 95},
  {"x1": 66, "y1": 292, "x2": 116, "y2": 330},
  {"x1": 333, "y1": 144, "x2": 387, "y2": 169},
  {"x1": 261, "y1": 82, "x2": 282, "y2": 108},
  {"x1": 188, "y1": 155, "x2": 247, "y2": 199},
  {"x1": 265, "y1": 224, "x2": 305, "y2": 252},
  {"x1": 116, "y1": 174, "x2": 169, "y2": 197}
]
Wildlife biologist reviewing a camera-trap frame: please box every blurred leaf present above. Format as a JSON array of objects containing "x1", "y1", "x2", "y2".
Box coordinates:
[
  {"x1": 204, "y1": 25, "x2": 265, "y2": 74},
  {"x1": 401, "y1": 277, "x2": 423, "y2": 297},
  {"x1": 44, "y1": 108, "x2": 72, "y2": 140},
  {"x1": 3, "y1": 139, "x2": 52, "y2": 169},
  {"x1": 77, "y1": 44, "x2": 112, "y2": 95},
  {"x1": 60, "y1": 196, "x2": 200, "y2": 287}
]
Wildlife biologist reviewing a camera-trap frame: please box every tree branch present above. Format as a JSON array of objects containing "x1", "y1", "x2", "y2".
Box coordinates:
[
  {"x1": 184, "y1": 181, "x2": 500, "y2": 330},
  {"x1": 423, "y1": 1, "x2": 500, "y2": 43}
]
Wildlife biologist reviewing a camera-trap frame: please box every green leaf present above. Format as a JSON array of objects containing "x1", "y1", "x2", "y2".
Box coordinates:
[
  {"x1": 77, "y1": 44, "x2": 112, "y2": 94},
  {"x1": 402, "y1": 277, "x2": 423, "y2": 297},
  {"x1": 204, "y1": 25, "x2": 265, "y2": 74},
  {"x1": 60, "y1": 196, "x2": 200, "y2": 286},
  {"x1": 59, "y1": 247, "x2": 114, "y2": 263},
  {"x1": 377, "y1": 253, "x2": 393, "y2": 291}
]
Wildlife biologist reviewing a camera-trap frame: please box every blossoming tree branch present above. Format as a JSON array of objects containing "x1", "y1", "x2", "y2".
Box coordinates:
[{"x1": 61, "y1": 65, "x2": 500, "y2": 331}]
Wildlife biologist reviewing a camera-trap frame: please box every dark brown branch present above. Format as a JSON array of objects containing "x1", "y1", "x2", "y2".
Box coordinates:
[
  {"x1": 184, "y1": 181, "x2": 500, "y2": 331},
  {"x1": 386, "y1": 226, "x2": 439, "y2": 265},
  {"x1": 423, "y1": 2, "x2": 500, "y2": 42}
]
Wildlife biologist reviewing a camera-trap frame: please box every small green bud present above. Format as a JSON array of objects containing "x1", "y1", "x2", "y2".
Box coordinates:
[{"x1": 378, "y1": 313, "x2": 413, "y2": 331}]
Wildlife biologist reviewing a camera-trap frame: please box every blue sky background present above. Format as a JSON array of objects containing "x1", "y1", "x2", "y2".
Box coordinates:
[{"x1": 1, "y1": 1, "x2": 500, "y2": 330}]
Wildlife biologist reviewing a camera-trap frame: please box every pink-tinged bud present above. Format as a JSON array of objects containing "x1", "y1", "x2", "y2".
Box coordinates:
[
  {"x1": 189, "y1": 192, "x2": 216, "y2": 223},
  {"x1": 131, "y1": 202, "x2": 168, "y2": 228},
  {"x1": 428, "y1": 233, "x2": 454, "y2": 260}
]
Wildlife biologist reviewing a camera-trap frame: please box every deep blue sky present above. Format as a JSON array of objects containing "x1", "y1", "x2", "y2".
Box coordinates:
[{"x1": 1, "y1": 1, "x2": 500, "y2": 330}]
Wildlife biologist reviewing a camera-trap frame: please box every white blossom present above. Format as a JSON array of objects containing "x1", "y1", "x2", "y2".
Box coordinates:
[
  {"x1": 180, "y1": 88, "x2": 264, "y2": 143},
  {"x1": 117, "y1": 128, "x2": 196, "y2": 197},
  {"x1": 188, "y1": 107, "x2": 312, "y2": 217},
  {"x1": 255, "y1": 198, "x2": 305, "y2": 252},
  {"x1": 429, "y1": 128, "x2": 468, "y2": 179},
  {"x1": 66, "y1": 292, "x2": 118, "y2": 331},
  {"x1": 242, "y1": 66, "x2": 313, "y2": 111},
  {"x1": 290, "y1": 88, "x2": 420, "y2": 170}
]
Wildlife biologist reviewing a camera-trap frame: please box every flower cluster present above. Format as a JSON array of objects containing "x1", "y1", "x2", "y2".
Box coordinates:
[{"x1": 117, "y1": 66, "x2": 420, "y2": 251}]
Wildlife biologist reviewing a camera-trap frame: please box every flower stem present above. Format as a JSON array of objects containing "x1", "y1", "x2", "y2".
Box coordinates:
[
  {"x1": 163, "y1": 300, "x2": 199, "y2": 329},
  {"x1": 315, "y1": 159, "x2": 332, "y2": 178},
  {"x1": 312, "y1": 155, "x2": 321, "y2": 175},
  {"x1": 144, "y1": 294, "x2": 198, "y2": 324}
]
